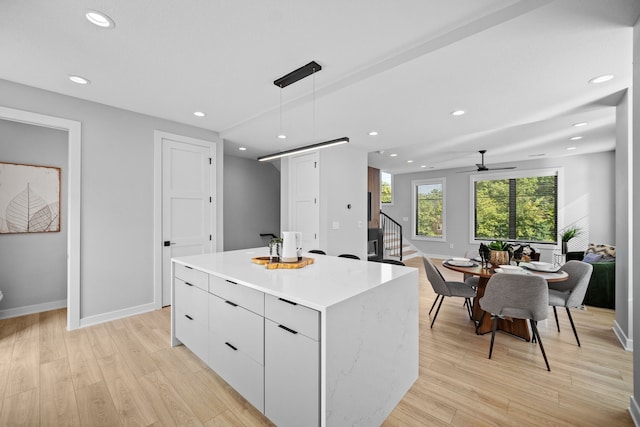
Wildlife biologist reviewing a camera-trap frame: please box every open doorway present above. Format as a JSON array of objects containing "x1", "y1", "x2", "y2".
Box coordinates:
[{"x1": 0, "y1": 106, "x2": 81, "y2": 330}]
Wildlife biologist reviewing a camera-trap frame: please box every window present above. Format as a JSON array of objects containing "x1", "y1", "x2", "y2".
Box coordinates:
[
  {"x1": 412, "y1": 178, "x2": 445, "y2": 240},
  {"x1": 472, "y1": 169, "x2": 558, "y2": 244},
  {"x1": 381, "y1": 171, "x2": 393, "y2": 204}
]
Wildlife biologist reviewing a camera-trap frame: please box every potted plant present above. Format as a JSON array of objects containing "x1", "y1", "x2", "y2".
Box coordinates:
[
  {"x1": 487, "y1": 240, "x2": 511, "y2": 268},
  {"x1": 560, "y1": 226, "x2": 581, "y2": 254},
  {"x1": 268, "y1": 237, "x2": 283, "y2": 262}
]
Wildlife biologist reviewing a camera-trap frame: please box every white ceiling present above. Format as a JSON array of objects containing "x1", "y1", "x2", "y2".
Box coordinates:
[{"x1": 1, "y1": 0, "x2": 638, "y2": 174}]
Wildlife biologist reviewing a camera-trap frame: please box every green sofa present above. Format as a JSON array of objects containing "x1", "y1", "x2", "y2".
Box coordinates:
[{"x1": 566, "y1": 250, "x2": 615, "y2": 309}]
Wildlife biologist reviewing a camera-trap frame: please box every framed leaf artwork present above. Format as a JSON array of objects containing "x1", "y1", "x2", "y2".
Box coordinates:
[{"x1": 0, "y1": 162, "x2": 61, "y2": 233}]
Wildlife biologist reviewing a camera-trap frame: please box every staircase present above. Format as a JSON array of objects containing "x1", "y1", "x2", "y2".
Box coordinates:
[
  {"x1": 384, "y1": 233, "x2": 419, "y2": 260},
  {"x1": 380, "y1": 211, "x2": 421, "y2": 261}
]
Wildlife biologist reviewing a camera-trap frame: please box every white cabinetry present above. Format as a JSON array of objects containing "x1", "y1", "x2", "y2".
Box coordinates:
[
  {"x1": 264, "y1": 295, "x2": 319, "y2": 426},
  {"x1": 173, "y1": 265, "x2": 208, "y2": 361},
  {"x1": 172, "y1": 249, "x2": 418, "y2": 427},
  {"x1": 208, "y1": 277, "x2": 265, "y2": 412}
]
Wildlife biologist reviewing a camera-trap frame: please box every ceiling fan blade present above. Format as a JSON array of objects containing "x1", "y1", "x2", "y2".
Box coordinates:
[
  {"x1": 456, "y1": 168, "x2": 480, "y2": 173},
  {"x1": 487, "y1": 166, "x2": 516, "y2": 170}
]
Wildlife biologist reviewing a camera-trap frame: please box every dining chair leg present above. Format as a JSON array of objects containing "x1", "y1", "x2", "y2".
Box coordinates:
[
  {"x1": 430, "y1": 296, "x2": 445, "y2": 328},
  {"x1": 531, "y1": 320, "x2": 537, "y2": 344},
  {"x1": 553, "y1": 306, "x2": 560, "y2": 332},
  {"x1": 530, "y1": 319, "x2": 550, "y2": 371},
  {"x1": 565, "y1": 307, "x2": 581, "y2": 347},
  {"x1": 476, "y1": 311, "x2": 486, "y2": 334},
  {"x1": 464, "y1": 298, "x2": 473, "y2": 319},
  {"x1": 488, "y1": 316, "x2": 498, "y2": 359},
  {"x1": 429, "y1": 294, "x2": 442, "y2": 315}
]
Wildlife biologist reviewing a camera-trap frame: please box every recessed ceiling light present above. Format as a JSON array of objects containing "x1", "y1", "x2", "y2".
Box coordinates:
[
  {"x1": 420, "y1": 165, "x2": 427, "y2": 168},
  {"x1": 86, "y1": 11, "x2": 115, "y2": 28},
  {"x1": 278, "y1": 134, "x2": 287, "y2": 139},
  {"x1": 572, "y1": 122, "x2": 588, "y2": 127},
  {"x1": 368, "y1": 131, "x2": 379, "y2": 136},
  {"x1": 589, "y1": 74, "x2": 614, "y2": 84},
  {"x1": 451, "y1": 110, "x2": 465, "y2": 116},
  {"x1": 407, "y1": 160, "x2": 413, "y2": 163},
  {"x1": 570, "y1": 136, "x2": 583, "y2": 140},
  {"x1": 239, "y1": 147, "x2": 247, "y2": 151},
  {"x1": 567, "y1": 147, "x2": 577, "y2": 150},
  {"x1": 68, "y1": 75, "x2": 90, "y2": 85},
  {"x1": 193, "y1": 111, "x2": 206, "y2": 117},
  {"x1": 389, "y1": 153, "x2": 398, "y2": 157}
]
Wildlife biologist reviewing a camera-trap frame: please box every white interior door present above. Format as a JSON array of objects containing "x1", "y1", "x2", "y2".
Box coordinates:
[
  {"x1": 290, "y1": 153, "x2": 319, "y2": 252},
  {"x1": 162, "y1": 138, "x2": 214, "y2": 306}
]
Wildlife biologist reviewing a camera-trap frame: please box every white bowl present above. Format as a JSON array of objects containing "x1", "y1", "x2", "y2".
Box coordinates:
[
  {"x1": 451, "y1": 257, "x2": 469, "y2": 262},
  {"x1": 499, "y1": 265, "x2": 521, "y2": 270}
]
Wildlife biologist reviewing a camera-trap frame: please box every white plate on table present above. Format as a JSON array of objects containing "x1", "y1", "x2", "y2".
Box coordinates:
[
  {"x1": 495, "y1": 265, "x2": 528, "y2": 274},
  {"x1": 446, "y1": 258, "x2": 475, "y2": 267},
  {"x1": 522, "y1": 261, "x2": 561, "y2": 273}
]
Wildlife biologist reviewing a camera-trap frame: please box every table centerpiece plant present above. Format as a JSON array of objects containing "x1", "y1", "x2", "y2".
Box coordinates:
[{"x1": 487, "y1": 240, "x2": 511, "y2": 268}]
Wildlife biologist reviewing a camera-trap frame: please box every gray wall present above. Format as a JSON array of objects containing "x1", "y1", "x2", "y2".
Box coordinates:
[
  {"x1": 615, "y1": 92, "x2": 631, "y2": 347},
  {"x1": 382, "y1": 151, "x2": 616, "y2": 262},
  {"x1": 223, "y1": 155, "x2": 280, "y2": 250},
  {"x1": 631, "y1": 15, "x2": 640, "y2": 423},
  {"x1": 0, "y1": 79, "x2": 221, "y2": 321},
  {"x1": 0, "y1": 120, "x2": 68, "y2": 310}
]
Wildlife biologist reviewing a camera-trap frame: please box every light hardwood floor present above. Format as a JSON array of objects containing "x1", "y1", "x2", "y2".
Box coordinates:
[{"x1": 0, "y1": 257, "x2": 633, "y2": 426}]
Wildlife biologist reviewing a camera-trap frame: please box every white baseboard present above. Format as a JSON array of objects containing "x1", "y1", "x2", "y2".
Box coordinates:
[
  {"x1": 613, "y1": 320, "x2": 633, "y2": 351},
  {"x1": 79, "y1": 302, "x2": 157, "y2": 329},
  {"x1": 630, "y1": 396, "x2": 640, "y2": 427},
  {"x1": 0, "y1": 299, "x2": 67, "y2": 320}
]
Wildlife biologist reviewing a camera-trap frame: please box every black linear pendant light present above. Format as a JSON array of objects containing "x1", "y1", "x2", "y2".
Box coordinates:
[{"x1": 258, "y1": 61, "x2": 349, "y2": 162}]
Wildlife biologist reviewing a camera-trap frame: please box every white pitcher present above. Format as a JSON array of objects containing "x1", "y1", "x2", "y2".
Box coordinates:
[{"x1": 281, "y1": 231, "x2": 302, "y2": 262}]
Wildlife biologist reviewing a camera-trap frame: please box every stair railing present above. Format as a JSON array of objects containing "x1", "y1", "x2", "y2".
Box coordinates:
[{"x1": 380, "y1": 211, "x2": 403, "y2": 261}]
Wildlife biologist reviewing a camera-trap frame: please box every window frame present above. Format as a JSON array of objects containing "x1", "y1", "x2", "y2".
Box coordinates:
[
  {"x1": 380, "y1": 171, "x2": 394, "y2": 206},
  {"x1": 469, "y1": 167, "x2": 564, "y2": 245},
  {"x1": 412, "y1": 177, "x2": 446, "y2": 241}
]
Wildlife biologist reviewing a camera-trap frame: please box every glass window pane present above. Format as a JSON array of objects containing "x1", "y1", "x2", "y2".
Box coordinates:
[
  {"x1": 475, "y1": 179, "x2": 509, "y2": 240},
  {"x1": 381, "y1": 172, "x2": 392, "y2": 204},
  {"x1": 474, "y1": 173, "x2": 557, "y2": 244},
  {"x1": 415, "y1": 182, "x2": 443, "y2": 238}
]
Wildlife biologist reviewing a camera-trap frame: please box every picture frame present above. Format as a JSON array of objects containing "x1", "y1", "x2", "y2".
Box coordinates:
[{"x1": 0, "y1": 161, "x2": 61, "y2": 233}]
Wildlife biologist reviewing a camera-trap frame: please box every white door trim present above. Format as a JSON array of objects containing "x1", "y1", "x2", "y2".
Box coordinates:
[
  {"x1": 0, "y1": 105, "x2": 82, "y2": 330},
  {"x1": 153, "y1": 131, "x2": 216, "y2": 309}
]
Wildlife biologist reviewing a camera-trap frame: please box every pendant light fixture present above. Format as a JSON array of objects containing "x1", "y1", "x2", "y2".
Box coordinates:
[
  {"x1": 258, "y1": 61, "x2": 349, "y2": 162},
  {"x1": 277, "y1": 86, "x2": 286, "y2": 139}
]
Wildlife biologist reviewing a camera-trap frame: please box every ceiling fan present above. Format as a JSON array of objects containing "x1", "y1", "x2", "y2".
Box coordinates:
[{"x1": 458, "y1": 150, "x2": 516, "y2": 173}]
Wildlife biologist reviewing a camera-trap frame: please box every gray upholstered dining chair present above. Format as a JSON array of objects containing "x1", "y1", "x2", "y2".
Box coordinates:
[
  {"x1": 423, "y1": 257, "x2": 476, "y2": 328},
  {"x1": 548, "y1": 260, "x2": 593, "y2": 346},
  {"x1": 479, "y1": 273, "x2": 550, "y2": 371}
]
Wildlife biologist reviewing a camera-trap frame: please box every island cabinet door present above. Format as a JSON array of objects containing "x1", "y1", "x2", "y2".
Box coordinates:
[{"x1": 264, "y1": 318, "x2": 319, "y2": 427}]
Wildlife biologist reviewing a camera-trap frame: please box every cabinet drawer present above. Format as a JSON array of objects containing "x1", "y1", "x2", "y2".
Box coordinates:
[
  {"x1": 265, "y1": 294, "x2": 319, "y2": 341},
  {"x1": 209, "y1": 294, "x2": 264, "y2": 364},
  {"x1": 209, "y1": 331, "x2": 264, "y2": 413},
  {"x1": 209, "y1": 274, "x2": 264, "y2": 315},
  {"x1": 175, "y1": 278, "x2": 208, "y2": 327},
  {"x1": 174, "y1": 264, "x2": 208, "y2": 291},
  {"x1": 175, "y1": 313, "x2": 208, "y2": 362}
]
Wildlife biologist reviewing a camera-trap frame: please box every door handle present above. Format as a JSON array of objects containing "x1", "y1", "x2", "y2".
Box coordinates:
[{"x1": 164, "y1": 241, "x2": 177, "y2": 246}]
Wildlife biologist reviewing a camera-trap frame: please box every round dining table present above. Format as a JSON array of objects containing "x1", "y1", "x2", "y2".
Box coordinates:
[{"x1": 442, "y1": 260, "x2": 568, "y2": 341}]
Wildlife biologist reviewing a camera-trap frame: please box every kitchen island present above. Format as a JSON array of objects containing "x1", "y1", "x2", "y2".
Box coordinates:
[{"x1": 171, "y1": 248, "x2": 419, "y2": 427}]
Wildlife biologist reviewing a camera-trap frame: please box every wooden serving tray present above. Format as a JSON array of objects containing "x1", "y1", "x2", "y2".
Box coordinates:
[{"x1": 252, "y1": 256, "x2": 314, "y2": 270}]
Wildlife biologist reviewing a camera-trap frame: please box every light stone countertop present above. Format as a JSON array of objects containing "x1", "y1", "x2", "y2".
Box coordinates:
[{"x1": 173, "y1": 247, "x2": 417, "y2": 311}]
